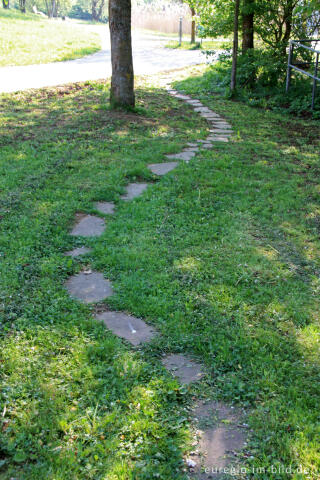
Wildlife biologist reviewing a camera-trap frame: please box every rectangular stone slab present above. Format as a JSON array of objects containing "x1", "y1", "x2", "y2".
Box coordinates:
[
  {"x1": 162, "y1": 354, "x2": 203, "y2": 385},
  {"x1": 65, "y1": 246, "x2": 92, "y2": 258},
  {"x1": 121, "y1": 183, "x2": 149, "y2": 201},
  {"x1": 66, "y1": 271, "x2": 113, "y2": 303},
  {"x1": 147, "y1": 162, "x2": 178, "y2": 176},
  {"x1": 96, "y1": 311, "x2": 156, "y2": 346},
  {"x1": 95, "y1": 202, "x2": 115, "y2": 215},
  {"x1": 71, "y1": 215, "x2": 105, "y2": 237}
]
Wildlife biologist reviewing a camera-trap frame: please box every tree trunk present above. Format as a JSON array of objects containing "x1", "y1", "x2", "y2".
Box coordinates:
[
  {"x1": 19, "y1": 0, "x2": 26, "y2": 12},
  {"x1": 191, "y1": 7, "x2": 196, "y2": 44},
  {"x1": 230, "y1": 0, "x2": 240, "y2": 92},
  {"x1": 2, "y1": 0, "x2": 10, "y2": 8},
  {"x1": 109, "y1": 0, "x2": 135, "y2": 108},
  {"x1": 242, "y1": 0, "x2": 254, "y2": 52}
]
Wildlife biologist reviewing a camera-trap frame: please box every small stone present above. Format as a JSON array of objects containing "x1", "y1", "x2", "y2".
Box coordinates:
[
  {"x1": 121, "y1": 183, "x2": 149, "y2": 201},
  {"x1": 147, "y1": 162, "x2": 178, "y2": 176},
  {"x1": 162, "y1": 354, "x2": 203, "y2": 385},
  {"x1": 186, "y1": 458, "x2": 197, "y2": 468},
  {"x1": 66, "y1": 271, "x2": 113, "y2": 303},
  {"x1": 96, "y1": 311, "x2": 156, "y2": 346},
  {"x1": 95, "y1": 202, "x2": 115, "y2": 215},
  {"x1": 65, "y1": 247, "x2": 92, "y2": 258},
  {"x1": 201, "y1": 143, "x2": 213, "y2": 149},
  {"x1": 71, "y1": 215, "x2": 105, "y2": 237}
]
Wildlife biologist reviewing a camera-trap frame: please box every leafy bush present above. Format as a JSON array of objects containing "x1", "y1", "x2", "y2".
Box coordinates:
[{"x1": 200, "y1": 49, "x2": 320, "y2": 117}]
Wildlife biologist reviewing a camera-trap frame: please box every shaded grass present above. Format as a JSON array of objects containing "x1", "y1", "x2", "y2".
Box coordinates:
[
  {"x1": 0, "y1": 10, "x2": 100, "y2": 66},
  {"x1": 0, "y1": 72, "x2": 320, "y2": 478}
]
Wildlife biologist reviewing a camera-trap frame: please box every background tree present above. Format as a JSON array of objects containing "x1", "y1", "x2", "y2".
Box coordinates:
[
  {"x1": 2, "y1": 0, "x2": 10, "y2": 8},
  {"x1": 230, "y1": 0, "x2": 240, "y2": 92},
  {"x1": 190, "y1": 6, "x2": 196, "y2": 43},
  {"x1": 242, "y1": 0, "x2": 254, "y2": 52},
  {"x1": 91, "y1": 0, "x2": 105, "y2": 21},
  {"x1": 109, "y1": 0, "x2": 135, "y2": 108}
]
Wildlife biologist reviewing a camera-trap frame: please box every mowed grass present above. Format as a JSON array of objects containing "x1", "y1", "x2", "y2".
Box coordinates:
[
  {"x1": 0, "y1": 72, "x2": 319, "y2": 479},
  {"x1": 0, "y1": 9, "x2": 100, "y2": 66}
]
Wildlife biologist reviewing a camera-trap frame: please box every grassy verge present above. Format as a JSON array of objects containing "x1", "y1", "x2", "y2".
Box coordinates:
[
  {"x1": 165, "y1": 39, "x2": 232, "y2": 50},
  {"x1": 0, "y1": 9, "x2": 100, "y2": 66},
  {"x1": 0, "y1": 71, "x2": 320, "y2": 479}
]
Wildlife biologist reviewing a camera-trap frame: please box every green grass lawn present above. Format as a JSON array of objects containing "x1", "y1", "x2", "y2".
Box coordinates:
[
  {"x1": 0, "y1": 70, "x2": 319, "y2": 479},
  {"x1": 0, "y1": 9, "x2": 101, "y2": 67}
]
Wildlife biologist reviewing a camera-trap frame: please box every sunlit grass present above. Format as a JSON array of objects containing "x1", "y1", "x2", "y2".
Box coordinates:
[{"x1": 0, "y1": 9, "x2": 100, "y2": 66}]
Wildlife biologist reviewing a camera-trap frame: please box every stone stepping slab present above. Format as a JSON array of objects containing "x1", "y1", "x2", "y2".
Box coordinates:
[
  {"x1": 66, "y1": 271, "x2": 113, "y2": 303},
  {"x1": 65, "y1": 246, "x2": 92, "y2": 258},
  {"x1": 71, "y1": 214, "x2": 105, "y2": 237},
  {"x1": 96, "y1": 311, "x2": 156, "y2": 346},
  {"x1": 121, "y1": 183, "x2": 149, "y2": 201},
  {"x1": 148, "y1": 162, "x2": 178, "y2": 176},
  {"x1": 188, "y1": 401, "x2": 247, "y2": 477},
  {"x1": 209, "y1": 136, "x2": 229, "y2": 142},
  {"x1": 209, "y1": 130, "x2": 232, "y2": 135},
  {"x1": 162, "y1": 354, "x2": 203, "y2": 385},
  {"x1": 95, "y1": 201, "x2": 115, "y2": 215},
  {"x1": 166, "y1": 151, "x2": 196, "y2": 162}
]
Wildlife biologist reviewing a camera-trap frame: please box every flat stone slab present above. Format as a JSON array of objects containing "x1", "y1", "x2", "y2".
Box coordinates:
[
  {"x1": 162, "y1": 354, "x2": 203, "y2": 385},
  {"x1": 96, "y1": 311, "x2": 156, "y2": 346},
  {"x1": 209, "y1": 130, "x2": 232, "y2": 135},
  {"x1": 121, "y1": 183, "x2": 148, "y2": 201},
  {"x1": 65, "y1": 246, "x2": 92, "y2": 258},
  {"x1": 209, "y1": 136, "x2": 229, "y2": 142},
  {"x1": 201, "y1": 143, "x2": 213, "y2": 150},
  {"x1": 148, "y1": 162, "x2": 178, "y2": 176},
  {"x1": 189, "y1": 401, "x2": 247, "y2": 478},
  {"x1": 66, "y1": 271, "x2": 113, "y2": 303},
  {"x1": 193, "y1": 107, "x2": 213, "y2": 113},
  {"x1": 210, "y1": 123, "x2": 231, "y2": 128},
  {"x1": 71, "y1": 215, "x2": 105, "y2": 237},
  {"x1": 166, "y1": 151, "x2": 196, "y2": 162},
  {"x1": 95, "y1": 201, "x2": 115, "y2": 215},
  {"x1": 174, "y1": 94, "x2": 191, "y2": 100}
]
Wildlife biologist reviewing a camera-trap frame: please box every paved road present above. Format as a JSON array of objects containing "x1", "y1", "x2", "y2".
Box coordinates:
[{"x1": 0, "y1": 25, "x2": 205, "y2": 93}]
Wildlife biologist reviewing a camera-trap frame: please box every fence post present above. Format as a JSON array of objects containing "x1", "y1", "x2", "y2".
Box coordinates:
[
  {"x1": 286, "y1": 41, "x2": 294, "y2": 93},
  {"x1": 179, "y1": 17, "x2": 182, "y2": 46},
  {"x1": 311, "y1": 52, "x2": 319, "y2": 110}
]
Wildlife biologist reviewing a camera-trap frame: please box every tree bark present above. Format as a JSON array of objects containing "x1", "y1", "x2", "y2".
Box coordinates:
[
  {"x1": 2, "y1": 0, "x2": 9, "y2": 8},
  {"x1": 109, "y1": 0, "x2": 135, "y2": 108},
  {"x1": 230, "y1": 0, "x2": 240, "y2": 92},
  {"x1": 191, "y1": 7, "x2": 196, "y2": 44},
  {"x1": 242, "y1": 0, "x2": 254, "y2": 52}
]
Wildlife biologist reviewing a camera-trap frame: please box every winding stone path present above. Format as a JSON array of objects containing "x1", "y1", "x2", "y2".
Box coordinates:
[{"x1": 63, "y1": 82, "x2": 240, "y2": 475}]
